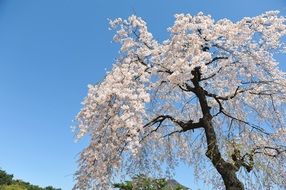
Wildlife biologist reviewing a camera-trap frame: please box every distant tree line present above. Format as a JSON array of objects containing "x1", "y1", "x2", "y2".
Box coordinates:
[
  {"x1": 113, "y1": 174, "x2": 189, "y2": 190},
  {"x1": 0, "y1": 169, "x2": 61, "y2": 190}
]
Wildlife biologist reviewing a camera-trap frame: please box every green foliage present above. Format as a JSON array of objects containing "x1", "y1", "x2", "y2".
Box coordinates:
[
  {"x1": 0, "y1": 169, "x2": 60, "y2": 190},
  {"x1": 0, "y1": 170, "x2": 13, "y2": 186},
  {"x1": 0, "y1": 183, "x2": 27, "y2": 190},
  {"x1": 113, "y1": 174, "x2": 188, "y2": 190},
  {"x1": 113, "y1": 181, "x2": 133, "y2": 190},
  {"x1": 44, "y1": 186, "x2": 61, "y2": 190}
]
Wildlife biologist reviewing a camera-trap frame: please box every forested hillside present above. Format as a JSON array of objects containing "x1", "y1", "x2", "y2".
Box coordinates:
[{"x1": 0, "y1": 169, "x2": 61, "y2": 190}]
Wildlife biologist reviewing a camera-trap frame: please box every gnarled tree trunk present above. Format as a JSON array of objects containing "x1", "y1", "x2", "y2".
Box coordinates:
[
  {"x1": 204, "y1": 121, "x2": 244, "y2": 190},
  {"x1": 192, "y1": 67, "x2": 244, "y2": 190}
]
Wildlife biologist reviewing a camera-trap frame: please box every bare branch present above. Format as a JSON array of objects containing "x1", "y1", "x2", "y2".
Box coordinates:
[
  {"x1": 178, "y1": 83, "x2": 195, "y2": 92},
  {"x1": 205, "y1": 56, "x2": 228, "y2": 66},
  {"x1": 205, "y1": 86, "x2": 249, "y2": 101},
  {"x1": 252, "y1": 146, "x2": 286, "y2": 158},
  {"x1": 161, "y1": 129, "x2": 183, "y2": 138},
  {"x1": 141, "y1": 115, "x2": 203, "y2": 142}
]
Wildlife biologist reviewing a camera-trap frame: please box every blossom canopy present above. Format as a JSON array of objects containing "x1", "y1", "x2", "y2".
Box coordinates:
[{"x1": 74, "y1": 11, "x2": 286, "y2": 190}]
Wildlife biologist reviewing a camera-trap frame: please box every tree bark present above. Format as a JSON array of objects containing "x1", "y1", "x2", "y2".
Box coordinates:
[
  {"x1": 191, "y1": 67, "x2": 244, "y2": 190},
  {"x1": 204, "y1": 121, "x2": 244, "y2": 190}
]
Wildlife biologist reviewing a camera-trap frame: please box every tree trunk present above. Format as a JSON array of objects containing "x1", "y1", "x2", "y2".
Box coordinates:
[
  {"x1": 191, "y1": 67, "x2": 244, "y2": 190},
  {"x1": 204, "y1": 120, "x2": 244, "y2": 190}
]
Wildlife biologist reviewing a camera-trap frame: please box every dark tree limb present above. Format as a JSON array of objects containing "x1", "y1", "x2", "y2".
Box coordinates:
[
  {"x1": 204, "y1": 86, "x2": 249, "y2": 101},
  {"x1": 250, "y1": 146, "x2": 286, "y2": 158},
  {"x1": 178, "y1": 83, "x2": 195, "y2": 92},
  {"x1": 191, "y1": 66, "x2": 245, "y2": 190},
  {"x1": 205, "y1": 56, "x2": 229, "y2": 66},
  {"x1": 141, "y1": 115, "x2": 203, "y2": 142}
]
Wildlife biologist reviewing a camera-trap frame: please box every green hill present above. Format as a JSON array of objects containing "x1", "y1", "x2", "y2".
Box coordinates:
[{"x1": 0, "y1": 169, "x2": 61, "y2": 190}]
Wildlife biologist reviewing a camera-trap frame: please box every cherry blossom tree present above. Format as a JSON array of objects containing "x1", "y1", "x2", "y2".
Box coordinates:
[{"x1": 73, "y1": 11, "x2": 286, "y2": 190}]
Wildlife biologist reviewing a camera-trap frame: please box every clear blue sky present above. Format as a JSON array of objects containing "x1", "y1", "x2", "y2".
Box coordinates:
[{"x1": 0, "y1": 1, "x2": 285, "y2": 190}]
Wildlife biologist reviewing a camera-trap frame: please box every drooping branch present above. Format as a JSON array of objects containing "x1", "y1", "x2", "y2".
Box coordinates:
[
  {"x1": 203, "y1": 88, "x2": 272, "y2": 135},
  {"x1": 200, "y1": 69, "x2": 221, "y2": 81},
  {"x1": 201, "y1": 59, "x2": 240, "y2": 81},
  {"x1": 161, "y1": 129, "x2": 183, "y2": 138},
  {"x1": 221, "y1": 109, "x2": 270, "y2": 135},
  {"x1": 250, "y1": 146, "x2": 286, "y2": 158},
  {"x1": 178, "y1": 83, "x2": 195, "y2": 92},
  {"x1": 204, "y1": 86, "x2": 248, "y2": 101},
  {"x1": 157, "y1": 68, "x2": 173, "y2": 74},
  {"x1": 140, "y1": 116, "x2": 166, "y2": 141},
  {"x1": 204, "y1": 87, "x2": 282, "y2": 132},
  {"x1": 205, "y1": 56, "x2": 229, "y2": 66},
  {"x1": 141, "y1": 115, "x2": 203, "y2": 141},
  {"x1": 142, "y1": 115, "x2": 171, "y2": 128}
]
